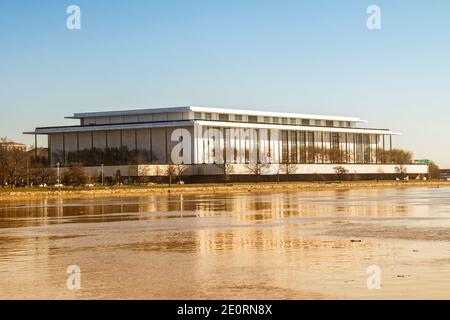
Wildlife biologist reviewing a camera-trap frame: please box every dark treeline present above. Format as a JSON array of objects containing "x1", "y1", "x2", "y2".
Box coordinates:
[
  {"x1": 51, "y1": 147, "x2": 158, "y2": 166},
  {"x1": 0, "y1": 139, "x2": 441, "y2": 187}
]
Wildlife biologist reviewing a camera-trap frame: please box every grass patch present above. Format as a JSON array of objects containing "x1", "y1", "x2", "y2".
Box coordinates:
[{"x1": 0, "y1": 179, "x2": 446, "y2": 194}]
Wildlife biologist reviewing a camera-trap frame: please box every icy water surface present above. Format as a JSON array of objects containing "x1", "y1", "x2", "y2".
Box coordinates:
[{"x1": 1, "y1": 186, "x2": 450, "y2": 299}]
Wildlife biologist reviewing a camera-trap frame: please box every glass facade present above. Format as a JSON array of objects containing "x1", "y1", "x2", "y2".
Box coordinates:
[
  {"x1": 281, "y1": 131, "x2": 289, "y2": 163},
  {"x1": 290, "y1": 131, "x2": 298, "y2": 163}
]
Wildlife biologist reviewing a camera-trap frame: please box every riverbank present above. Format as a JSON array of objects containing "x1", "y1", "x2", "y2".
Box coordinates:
[{"x1": 1, "y1": 180, "x2": 450, "y2": 201}]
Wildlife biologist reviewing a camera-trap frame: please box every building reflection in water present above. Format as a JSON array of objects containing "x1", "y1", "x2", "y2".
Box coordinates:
[
  {"x1": 2, "y1": 187, "x2": 450, "y2": 299},
  {"x1": 1, "y1": 188, "x2": 441, "y2": 234}
]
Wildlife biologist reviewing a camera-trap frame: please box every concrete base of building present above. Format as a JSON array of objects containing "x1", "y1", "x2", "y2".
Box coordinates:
[{"x1": 73, "y1": 163, "x2": 428, "y2": 184}]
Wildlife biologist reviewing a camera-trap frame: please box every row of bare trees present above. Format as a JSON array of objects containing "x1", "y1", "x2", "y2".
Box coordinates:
[
  {"x1": 0, "y1": 135, "x2": 440, "y2": 187},
  {"x1": 0, "y1": 152, "x2": 57, "y2": 188},
  {"x1": 290, "y1": 146, "x2": 414, "y2": 164}
]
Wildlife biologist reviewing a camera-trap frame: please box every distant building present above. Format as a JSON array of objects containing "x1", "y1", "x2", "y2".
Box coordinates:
[
  {"x1": 27, "y1": 147, "x2": 49, "y2": 159},
  {"x1": 414, "y1": 159, "x2": 430, "y2": 165},
  {"x1": 440, "y1": 169, "x2": 450, "y2": 180},
  {"x1": 0, "y1": 141, "x2": 27, "y2": 152},
  {"x1": 25, "y1": 106, "x2": 428, "y2": 180}
]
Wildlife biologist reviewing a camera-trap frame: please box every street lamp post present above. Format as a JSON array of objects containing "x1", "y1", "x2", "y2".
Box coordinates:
[
  {"x1": 56, "y1": 162, "x2": 60, "y2": 190},
  {"x1": 26, "y1": 159, "x2": 29, "y2": 187},
  {"x1": 101, "y1": 164, "x2": 104, "y2": 186}
]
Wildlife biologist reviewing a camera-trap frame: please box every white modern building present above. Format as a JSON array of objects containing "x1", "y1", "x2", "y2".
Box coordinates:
[{"x1": 25, "y1": 106, "x2": 428, "y2": 181}]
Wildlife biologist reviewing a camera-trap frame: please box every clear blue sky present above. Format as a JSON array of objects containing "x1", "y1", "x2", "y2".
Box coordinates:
[{"x1": 1, "y1": 1, "x2": 449, "y2": 166}]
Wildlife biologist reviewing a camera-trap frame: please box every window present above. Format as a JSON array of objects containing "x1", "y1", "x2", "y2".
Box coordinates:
[
  {"x1": 301, "y1": 119, "x2": 310, "y2": 125},
  {"x1": 315, "y1": 120, "x2": 322, "y2": 126},
  {"x1": 235, "y1": 114, "x2": 242, "y2": 121},
  {"x1": 219, "y1": 114, "x2": 229, "y2": 121},
  {"x1": 290, "y1": 131, "x2": 298, "y2": 163},
  {"x1": 194, "y1": 112, "x2": 202, "y2": 119},
  {"x1": 299, "y1": 131, "x2": 306, "y2": 163},
  {"x1": 273, "y1": 117, "x2": 280, "y2": 124},
  {"x1": 355, "y1": 134, "x2": 363, "y2": 163},
  {"x1": 326, "y1": 120, "x2": 333, "y2": 127},
  {"x1": 282, "y1": 118, "x2": 288, "y2": 124},
  {"x1": 363, "y1": 134, "x2": 371, "y2": 163},
  {"x1": 248, "y1": 115, "x2": 258, "y2": 123},
  {"x1": 264, "y1": 116, "x2": 271, "y2": 123},
  {"x1": 339, "y1": 121, "x2": 344, "y2": 127},
  {"x1": 205, "y1": 113, "x2": 212, "y2": 120},
  {"x1": 85, "y1": 118, "x2": 96, "y2": 125},
  {"x1": 281, "y1": 131, "x2": 289, "y2": 163},
  {"x1": 290, "y1": 118, "x2": 297, "y2": 125},
  {"x1": 330, "y1": 132, "x2": 340, "y2": 163},
  {"x1": 331, "y1": 133, "x2": 339, "y2": 148},
  {"x1": 307, "y1": 132, "x2": 315, "y2": 163}
]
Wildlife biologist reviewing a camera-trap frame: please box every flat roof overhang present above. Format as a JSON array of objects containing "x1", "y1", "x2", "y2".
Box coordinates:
[
  {"x1": 194, "y1": 120, "x2": 400, "y2": 135},
  {"x1": 66, "y1": 106, "x2": 367, "y2": 123},
  {"x1": 24, "y1": 120, "x2": 195, "y2": 135},
  {"x1": 24, "y1": 120, "x2": 398, "y2": 136}
]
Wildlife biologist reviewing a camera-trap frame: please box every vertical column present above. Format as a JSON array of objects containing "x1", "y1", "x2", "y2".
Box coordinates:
[
  {"x1": 278, "y1": 130, "x2": 282, "y2": 164},
  {"x1": 34, "y1": 134, "x2": 38, "y2": 159},
  {"x1": 150, "y1": 128, "x2": 153, "y2": 163},
  {"x1": 287, "y1": 131, "x2": 291, "y2": 163},
  {"x1": 200, "y1": 126, "x2": 205, "y2": 164},
  {"x1": 321, "y1": 132, "x2": 324, "y2": 164},
  {"x1": 90, "y1": 131, "x2": 94, "y2": 165},
  {"x1": 165, "y1": 127, "x2": 168, "y2": 163},
  {"x1": 76, "y1": 132, "x2": 80, "y2": 163},
  {"x1": 134, "y1": 129, "x2": 138, "y2": 153},
  {"x1": 62, "y1": 132, "x2": 66, "y2": 164},
  {"x1": 345, "y1": 133, "x2": 349, "y2": 163},
  {"x1": 375, "y1": 135, "x2": 378, "y2": 163},
  {"x1": 239, "y1": 128, "x2": 246, "y2": 164},
  {"x1": 48, "y1": 135, "x2": 52, "y2": 165},
  {"x1": 256, "y1": 129, "x2": 260, "y2": 163},
  {"x1": 120, "y1": 129, "x2": 123, "y2": 164},
  {"x1": 201, "y1": 126, "x2": 207, "y2": 164},
  {"x1": 221, "y1": 127, "x2": 226, "y2": 164}
]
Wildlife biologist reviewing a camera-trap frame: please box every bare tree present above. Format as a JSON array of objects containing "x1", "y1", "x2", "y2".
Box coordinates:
[
  {"x1": 275, "y1": 164, "x2": 281, "y2": 183},
  {"x1": 215, "y1": 163, "x2": 234, "y2": 185},
  {"x1": 154, "y1": 165, "x2": 164, "y2": 184},
  {"x1": 174, "y1": 164, "x2": 188, "y2": 184},
  {"x1": 395, "y1": 165, "x2": 407, "y2": 179},
  {"x1": 245, "y1": 162, "x2": 269, "y2": 182},
  {"x1": 137, "y1": 165, "x2": 151, "y2": 184},
  {"x1": 328, "y1": 148, "x2": 347, "y2": 164},
  {"x1": 279, "y1": 163, "x2": 298, "y2": 182},
  {"x1": 0, "y1": 147, "x2": 27, "y2": 188},
  {"x1": 305, "y1": 146, "x2": 318, "y2": 163},
  {"x1": 0, "y1": 148, "x2": 6, "y2": 187},
  {"x1": 333, "y1": 166, "x2": 348, "y2": 182},
  {"x1": 378, "y1": 149, "x2": 413, "y2": 164},
  {"x1": 165, "y1": 164, "x2": 177, "y2": 187},
  {"x1": 428, "y1": 161, "x2": 440, "y2": 179},
  {"x1": 62, "y1": 164, "x2": 87, "y2": 187},
  {"x1": 31, "y1": 163, "x2": 56, "y2": 186}
]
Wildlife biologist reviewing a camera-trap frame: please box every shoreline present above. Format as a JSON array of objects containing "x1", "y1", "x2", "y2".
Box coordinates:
[{"x1": 1, "y1": 180, "x2": 449, "y2": 201}]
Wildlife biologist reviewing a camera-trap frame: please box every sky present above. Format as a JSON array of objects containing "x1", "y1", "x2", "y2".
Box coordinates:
[{"x1": 1, "y1": 0, "x2": 449, "y2": 167}]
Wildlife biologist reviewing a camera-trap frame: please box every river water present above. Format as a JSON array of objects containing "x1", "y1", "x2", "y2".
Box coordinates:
[{"x1": 1, "y1": 186, "x2": 450, "y2": 299}]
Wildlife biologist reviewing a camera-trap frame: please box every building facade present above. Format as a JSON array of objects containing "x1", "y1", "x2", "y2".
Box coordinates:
[
  {"x1": 25, "y1": 106, "x2": 428, "y2": 179},
  {"x1": 0, "y1": 141, "x2": 27, "y2": 152}
]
